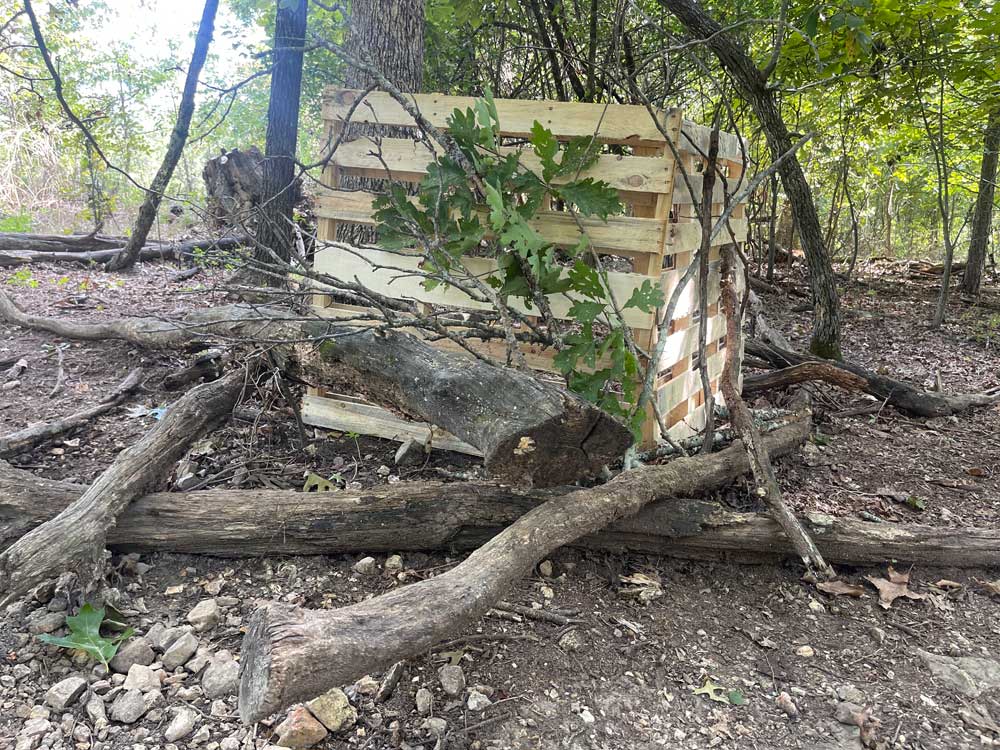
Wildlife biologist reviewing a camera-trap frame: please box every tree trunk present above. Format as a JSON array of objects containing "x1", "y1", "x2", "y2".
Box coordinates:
[
  {"x1": 0, "y1": 293, "x2": 630, "y2": 486},
  {"x1": 0, "y1": 368, "x2": 246, "y2": 605},
  {"x1": 657, "y1": 0, "x2": 842, "y2": 359},
  {"x1": 105, "y1": 0, "x2": 219, "y2": 272},
  {"x1": 6, "y1": 458, "x2": 998, "y2": 569},
  {"x1": 253, "y1": 0, "x2": 308, "y2": 280},
  {"x1": 237, "y1": 416, "x2": 810, "y2": 723},
  {"x1": 962, "y1": 109, "x2": 1000, "y2": 297}
]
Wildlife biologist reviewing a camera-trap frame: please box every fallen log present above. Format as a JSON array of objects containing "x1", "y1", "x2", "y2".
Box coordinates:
[
  {"x1": 236, "y1": 415, "x2": 811, "y2": 723},
  {"x1": 0, "y1": 367, "x2": 247, "y2": 605},
  {"x1": 4, "y1": 460, "x2": 998, "y2": 569},
  {"x1": 0, "y1": 292, "x2": 630, "y2": 486},
  {"x1": 746, "y1": 339, "x2": 1000, "y2": 417},
  {"x1": 0, "y1": 236, "x2": 250, "y2": 268},
  {"x1": 0, "y1": 368, "x2": 143, "y2": 458},
  {"x1": 742, "y1": 361, "x2": 867, "y2": 398},
  {"x1": 0, "y1": 232, "x2": 126, "y2": 253}
]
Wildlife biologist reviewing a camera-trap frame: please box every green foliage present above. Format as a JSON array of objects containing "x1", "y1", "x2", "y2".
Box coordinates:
[
  {"x1": 38, "y1": 603, "x2": 134, "y2": 668},
  {"x1": 6, "y1": 267, "x2": 38, "y2": 288},
  {"x1": 374, "y1": 94, "x2": 656, "y2": 438},
  {"x1": 0, "y1": 213, "x2": 31, "y2": 232}
]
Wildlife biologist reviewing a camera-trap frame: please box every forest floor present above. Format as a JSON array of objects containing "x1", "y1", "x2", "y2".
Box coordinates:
[{"x1": 1, "y1": 259, "x2": 999, "y2": 750}]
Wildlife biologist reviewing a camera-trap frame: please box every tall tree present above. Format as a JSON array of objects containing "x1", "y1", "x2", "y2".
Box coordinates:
[
  {"x1": 656, "y1": 0, "x2": 842, "y2": 359},
  {"x1": 254, "y1": 0, "x2": 308, "y2": 278},
  {"x1": 963, "y1": 109, "x2": 1000, "y2": 297},
  {"x1": 105, "y1": 0, "x2": 219, "y2": 271}
]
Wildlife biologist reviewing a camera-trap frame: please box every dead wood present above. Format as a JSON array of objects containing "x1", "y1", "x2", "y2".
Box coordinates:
[
  {"x1": 746, "y1": 339, "x2": 1000, "y2": 417},
  {"x1": 0, "y1": 292, "x2": 630, "y2": 486},
  {"x1": 742, "y1": 362, "x2": 868, "y2": 398},
  {"x1": 4, "y1": 458, "x2": 998, "y2": 569},
  {"x1": 0, "y1": 235, "x2": 249, "y2": 268},
  {"x1": 236, "y1": 415, "x2": 811, "y2": 723},
  {"x1": 0, "y1": 232, "x2": 126, "y2": 253},
  {"x1": 719, "y1": 248, "x2": 833, "y2": 579},
  {"x1": 0, "y1": 368, "x2": 143, "y2": 458},
  {"x1": 0, "y1": 367, "x2": 247, "y2": 605}
]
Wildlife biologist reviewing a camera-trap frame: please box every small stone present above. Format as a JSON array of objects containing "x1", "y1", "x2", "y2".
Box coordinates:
[
  {"x1": 187, "y1": 600, "x2": 221, "y2": 632},
  {"x1": 393, "y1": 438, "x2": 422, "y2": 465},
  {"x1": 835, "y1": 701, "x2": 866, "y2": 726},
  {"x1": 376, "y1": 464, "x2": 391, "y2": 477},
  {"x1": 220, "y1": 738, "x2": 240, "y2": 750},
  {"x1": 109, "y1": 689, "x2": 147, "y2": 724},
  {"x1": 837, "y1": 685, "x2": 865, "y2": 704},
  {"x1": 123, "y1": 664, "x2": 161, "y2": 693},
  {"x1": 558, "y1": 630, "x2": 583, "y2": 652},
  {"x1": 202, "y1": 658, "x2": 240, "y2": 699},
  {"x1": 13, "y1": 664, "x2": 32, "y2": 680},
  {"x1": 274, "y1": 706, "x2": 328, "y2": 748},
  {"x1": 538, "y1": 560, "x2": 554, "y2": 578},
  {"x1": 85, "y1": 693, "x2": 107, "y2": 723},
  {"x1": 352, "y1": 557, "x2": 376, "y2": 575},
  {"x1": 44, "y1": 676, "x2": 87, "y2": 711},
  {"x1": 306, "y1": 687, "x2": 357, "y2": 732},
  {"x1": 28, "y1": 611, "x2": 66, "y2": 635},
  {"x1": 355, "y1": 675, "x2": 379, "y2": 695},
  {"x1": 415, "y1": 688, "x2": 433, "y2": 715},
  {"x1": 795, "y1": 645, "x2": 815, "y2": 658},
  {"x1": 186, "y1": 647, "x2": 213, "y2": 675},
  {"x1": 578, "y1": 708, "x2": 595, "y2": 725},
  {"x1": 375, "y1": 661, "x2": 405, "y2": 703},
  {"x1": 150, "y1": 626, "x2": 186, "y2": 653},
  {"x1": 422, "y1": 717, "x2": 447, "y2": 736},
  {"x1": 191, "y1": 725, "x2": 212, "y2": 744},
  {"x1": 210, "y1": 699, "x2": 229, "y2": 717},
  {"x1": 162, "y1": 632, "x2": 199, "y2": 671},
  {"x1": 109, "y1": 638, "x2": 155, "y2": 674},
  {"x1": 164, "y1": 707, "x2": 198, "y2": 741},
  {"x1": 775, "y1": 691, "x2": 799, "y2": 718},
  {"x1": 467, "y1": 691, "x2": 492, "y2": 712},
  {"x1": 438, "y1": 665, "x2": 465, "y2": 696},
  {"x1": 384, "y1": 554, "x2": 404, "y2": 572}
]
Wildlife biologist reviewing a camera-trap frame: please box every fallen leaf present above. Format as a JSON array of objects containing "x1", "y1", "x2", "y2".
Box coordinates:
[
  {"x1": 934, "y1": 579, "x2": 964, "y2": 590},
  {"x1": 164, "y1": 585, "x2": 184, "y2": 596},
  {"x1": 693, "y1": 678, "x2": 731, "y2": 704},
  {"x1": 817, "y1": 579, "x2": 866, "y2": 597},
  {"x1": 975, "y1": 578, "x2": 1000, "y2": 596},
  {"x1": 620, "y1": 571, "x2": 663, "y2": 602},
  {"x1": 966, "y1": 467, "x2": 989, "y2": 478},
  {"x1": 865, "y1": 566, "x2": 926, "y2": 609},
  {"x1": 302, "y1": 472, "x2": 336, "y2": 492}
]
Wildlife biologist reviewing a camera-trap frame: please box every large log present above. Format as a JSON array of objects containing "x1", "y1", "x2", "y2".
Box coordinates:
[
  {"x1": 0, "y1": 368, "x2": 247, "y2": 605},
  {"x1": 3, "y1": 460, "x2": 999, "y2": 569},
  {"x1": 0, "y1": 293, "x2": 630, "y2": 486},
  {"x1": 0, "y1": 236, "x2": 249, "y2": 268},
  {"x1": 0, "y1": 232, "x2": 126, "y2": 253},
  {"x1": 236, "y1": 416, "x2": 812, "y2": 723}
]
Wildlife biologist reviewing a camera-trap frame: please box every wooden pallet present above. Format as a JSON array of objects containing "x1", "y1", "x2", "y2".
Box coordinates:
[{"x1": 305, "y1": 89, "x2": 747, "y2": 450}]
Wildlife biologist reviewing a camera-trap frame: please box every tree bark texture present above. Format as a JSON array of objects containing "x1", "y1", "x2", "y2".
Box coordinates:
[
  {"x1": 254, "y1": 0, "x2": 308, "y2": 276},
  {"x1": 237, "y1": 415, "x2": 811, "y2": 723},
  {"x1": 0, "y1": 368, "x2": 246, "y2": 605},
  {"x1": 105, "y1": 0, "x2": 219, "y2": 271},
  {"x1": 962, "y1": 109, "x2": 1000, "y2": 297},
  {"x1": 657, "y1": 0, "x2": 842, "y2": 359},
  {"x1": 745, "y1": 339, "x2": 1000, "y2": 417},
  {"x1": 0, "y1": 233, "x2": 125, "y2": 253},
  {"x1": 6, "y1": 460, "x2": 996, "y2": 569},
  {"x1": 0, "y1": 293, "x2": 630, "y2": 486},
  {"x1": 0, "y1": 236, "x2": 249, "y2": 268}
]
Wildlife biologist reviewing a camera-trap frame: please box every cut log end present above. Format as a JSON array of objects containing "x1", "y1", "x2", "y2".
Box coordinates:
[{"x1": 239, "y1": 606, "x2": 277, "y2": 723}]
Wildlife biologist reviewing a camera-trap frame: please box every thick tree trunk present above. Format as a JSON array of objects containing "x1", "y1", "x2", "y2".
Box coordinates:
[
  {"x1": 237, "y1": 416, "x2": 811, "y2": 723},
  {"x1": 105, "y1": 0, "x2": 219, "y2": 272},
  {"x1": 0, "y1": 293, "x2": 630, "y2": 485},
  {"x1": 253, "y1": 0, "x2": 307, "y2": 279},
  {"x1": 6, "y1": 461, "x2": 996, "y2": 569},
  {"x1": 0, "y1": 236, "x2": 249, "y2": 268},
  {"x1": 657, "y1": 0, "x2": 841, "y2": 359},
  {"x1": 745, "y1": 339, "x2": 1000, "y2": 417},
  {"x1": 0, "y1": 368, "x2": 246, "y2": 605},
  {"x1": 962, "y1": 109, "x2": 1000, "y2": 297}
]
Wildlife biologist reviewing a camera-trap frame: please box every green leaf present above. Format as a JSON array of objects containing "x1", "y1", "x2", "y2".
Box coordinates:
[
  {"x1": 623, "y1": 279, "x2": 665, "y2": 313},
  {"x1": 567, "y1": 260, "x2": 606, "y2": 299},
  {"x1": 38, "y1": 604, "x2": 133, "y2": 668},
  {"x1": 556, "y1": 179, "x2": 623, "y2": 219},
  {"x1": 482, "y1": 182, "x2": 506, "y2": 229},
  {"x1": 728, "y1": 689, "x2": 747, "y2": 706},
  {"x1": 553, "y1": 136, "x2": 602, "y2": 178},
  {"x1": 530, "y1": 121, "x2": 559, "y2": 181},
  {"x1": 568, "y1": 300, "x2": 606, "y2": 324}
]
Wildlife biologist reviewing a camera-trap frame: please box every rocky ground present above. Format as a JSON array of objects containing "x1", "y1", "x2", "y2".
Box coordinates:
[{"x1": 1, "y1": 259, "x2": 999, "y2": 750}]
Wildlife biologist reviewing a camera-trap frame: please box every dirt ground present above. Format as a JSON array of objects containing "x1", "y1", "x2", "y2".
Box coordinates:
[{"x1": 2, "y1": 259, "x2": 999, "y2": 750}]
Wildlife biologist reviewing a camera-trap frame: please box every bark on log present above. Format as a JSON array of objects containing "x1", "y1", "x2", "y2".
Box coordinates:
[
  {"x1": 742, "y1": 362, "x2": 867, "y2": 398},
  {"x1": 0, "y1": 293, "x2": 630, "y2": 486},
  {"x1": 236, "y1": 416, "x2": 810, "y2": 723},
  {"x1": 0, "y1": 368, "x2": 143, "y2": 458},
  {"x1": 746, "y1": 339, "x2": 1000, "y2": 417},
  {"x1": 0, "y1": 236, "x2": 249, "y2": 268},
  {"x1": 5, "y1": 460, "x2": 997, "y2": 570},
  {"x1": 0, "y1": 232, "x2": 125, "y2": 253},
  {"x1": 0, "y1": 368, "x2": 247, "y2": 605}
]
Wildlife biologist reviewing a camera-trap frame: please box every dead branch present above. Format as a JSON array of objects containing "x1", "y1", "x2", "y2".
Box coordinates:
[
  {"x1": 0, "y1": 368, "x2": 143, "y2": 458},
  {"x1": 0, "y1": 235, "x2": 249, "y2": 268},
  {"x1": 742, "y1": 361, "x2": 867, "y2": 398}
]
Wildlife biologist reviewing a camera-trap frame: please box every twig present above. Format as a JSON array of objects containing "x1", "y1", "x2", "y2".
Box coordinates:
[{"x1": 48, "y1": 344, "x2": 65, "y2": 398}]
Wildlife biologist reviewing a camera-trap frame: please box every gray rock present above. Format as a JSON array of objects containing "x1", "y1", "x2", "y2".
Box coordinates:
[
  {"x1": 191, "y1": 725, "x2": 212, "y2": 744},
  {"x1": 28, "y1": 611, "x2": 66, "y2": 635},
  {"x1": 187, "y1": 600, "x2": 221, "y2": 632},
  {"x1": 202, "y1": 658, "x2": 240, "y2": 699},
  {"x1": 19, "y1": 718, "x2": 52, "y2": 740},
  {"x1": 384, "y1": 554, "x2": 404, "y2": 572},
  {"x1": 918, "y1": 649, "x2": 1000, "y2": 698},
  {"x1": 85, "y1": 692, "x2": 107, "y2": 723},
  {"x1": 422, "y1": 717, "x2": 448, "y2": 736},
  {"x1": 467, "y1": 690, "x2": 493, "y2": 712},
  {"x1": 274, "y1": 707, "x2": 328, "y2": 748},
  {"x1": 109, "y1": 638, "x2": 155, "y2": 674},
  {"x1": 109, "y1": 689, "x2": 147, "y2": 724},
  {"x1": 44, "y1": 676, "x2": 87, "y2": 711},
  {"x1": 150, "y1": 625, "x2": 186, "y2": 653},
  {"x1": 352, "y1": 557, "x2": 376, "y2": 575},
  {"x1": 123, "y1": 664, "x2": 161, "y2": 693},
  {"x1": 834, "y1": 701, "x2": 865, "y2": 726},
  {"x1": 438, "y1": 665, "x2": 465, "y2": 696},
  {"x1": 394, "y1": 438, "x2": 423, "y2": 465},
  {"x1": 306, "y1": 688, "x2": 357, "y2": 732},
  {"x1": 185, "y1": 647, "x2": 213, "y2": 675},
  {"x1": 836, "y1": 685, "x2": 865, "y2": 705},
  {"x1": 415, "y1": 688, "x2": 433, "y2": 715},
  {"x1": 162, "y1": 632, "x2": 199, "y2": 671},
  {"x1": 164, "y1": 707, "x2": 198, "y2": 742},
  {"x1": 220, "y1": 738, "x2": 240, "y2": 750}
]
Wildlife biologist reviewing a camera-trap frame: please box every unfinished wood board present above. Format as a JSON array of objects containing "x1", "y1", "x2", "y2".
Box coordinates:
[{"x1": 301, "y1": 393, "x2": 482, "y2": 456}]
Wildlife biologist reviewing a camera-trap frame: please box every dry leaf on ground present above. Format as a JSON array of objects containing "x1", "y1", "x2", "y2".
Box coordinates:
[
  {"x1": 865, "y1": 566, "x2": 926, "y2": 609},
  {"x1": 817, "y1": 579, "x2": 866, "y2": 597}
]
